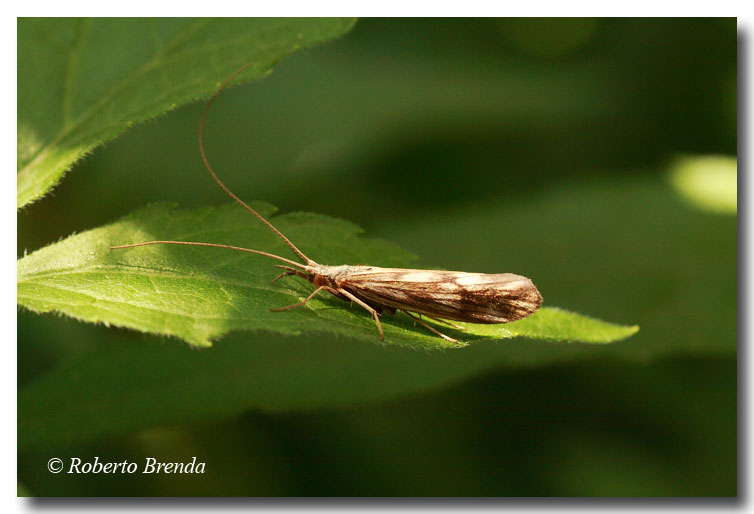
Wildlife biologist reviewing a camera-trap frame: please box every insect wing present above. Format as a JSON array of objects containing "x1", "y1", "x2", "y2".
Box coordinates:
[{"x1": 340, "y1": 268, "x2": 542, "y2": 323}]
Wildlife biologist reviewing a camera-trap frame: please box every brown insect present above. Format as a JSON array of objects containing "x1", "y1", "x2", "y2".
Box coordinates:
[{"x1": 111, "y1": 64, "x2": 543, "y2": 343}]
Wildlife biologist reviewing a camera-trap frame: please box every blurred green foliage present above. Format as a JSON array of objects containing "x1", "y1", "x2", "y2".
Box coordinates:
[
  {"x1": 18, "y1": 18, "x2": 736, "y2": 496},
  {"x1": 670, "y1": 155, "x2": 737, "y2": 214}
]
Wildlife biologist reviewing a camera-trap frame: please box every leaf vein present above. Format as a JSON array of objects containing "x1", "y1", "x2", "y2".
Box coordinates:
[{"x1": 61, "y1": 19, "x2": 89, "y2": 129}]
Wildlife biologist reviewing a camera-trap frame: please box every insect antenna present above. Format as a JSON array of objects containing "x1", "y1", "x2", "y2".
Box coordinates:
[
  {"x1": 111, "y1": 63, "x2": 317, "y2": 269},
  {"x1": 110, "y1": 241, "x2": 310, "y2": 271},
  {"x1": 198, "y1": 63, "x2": 315, "y2": 266}
]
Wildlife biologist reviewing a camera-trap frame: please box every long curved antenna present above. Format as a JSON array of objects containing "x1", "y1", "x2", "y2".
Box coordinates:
[
  {"x1": 198, "y1": 63, "x2": 315, "y2": 265},
  {"x1": 110, "y1": 241, "x2": 309, "y2": 270}
]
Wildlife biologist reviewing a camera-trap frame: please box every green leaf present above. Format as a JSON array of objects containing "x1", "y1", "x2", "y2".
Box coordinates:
[
  {"x1": 17, "y1": 17, "x2": 356, "y2": 208},
  {"x1": 17, "y1": 325, "x2": 629, "y2": 452},
  {"x1": 17, "y1": 203, "x2": 637, "y2": 349}
]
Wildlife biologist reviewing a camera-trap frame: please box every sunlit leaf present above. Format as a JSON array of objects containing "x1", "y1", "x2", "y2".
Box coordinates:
[{"x1": 17, "y1": 203, "x2": 636, "y2": 349}]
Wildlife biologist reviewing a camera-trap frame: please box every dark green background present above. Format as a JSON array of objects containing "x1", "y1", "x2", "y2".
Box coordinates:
[{"x1": 18, "y1": 18, "x2": 737, "y2": 496}]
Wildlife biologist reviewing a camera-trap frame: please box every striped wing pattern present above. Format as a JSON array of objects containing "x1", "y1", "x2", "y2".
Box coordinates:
[{"x1": 336, "y1": 267, "x2": 542, "y2": 323}]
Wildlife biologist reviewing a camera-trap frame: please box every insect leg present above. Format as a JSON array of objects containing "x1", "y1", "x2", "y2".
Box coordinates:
[
  {"x1": 404, "y1": 312, "x2": 459, "y2": 343},
  {"x1": 270, "y1": 286, "x2": 327, "y2": 312},
  {"x1": 271, "y1": 265, "x2": 310, "y2": 284},
  {"x1": 271, "y1": 271, "x2": 296, "y2": 284},
  {"x1": 337, "y1": 289, "x2": 385, "y2": 340},
  {"x1": 423, "y1": 315, "x2": 467, "y2": 331}
]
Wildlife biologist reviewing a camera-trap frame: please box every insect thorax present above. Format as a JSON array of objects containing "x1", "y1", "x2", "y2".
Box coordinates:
[{"x1": 311, "y1": 264, "x2": 364, "y2": 288}]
